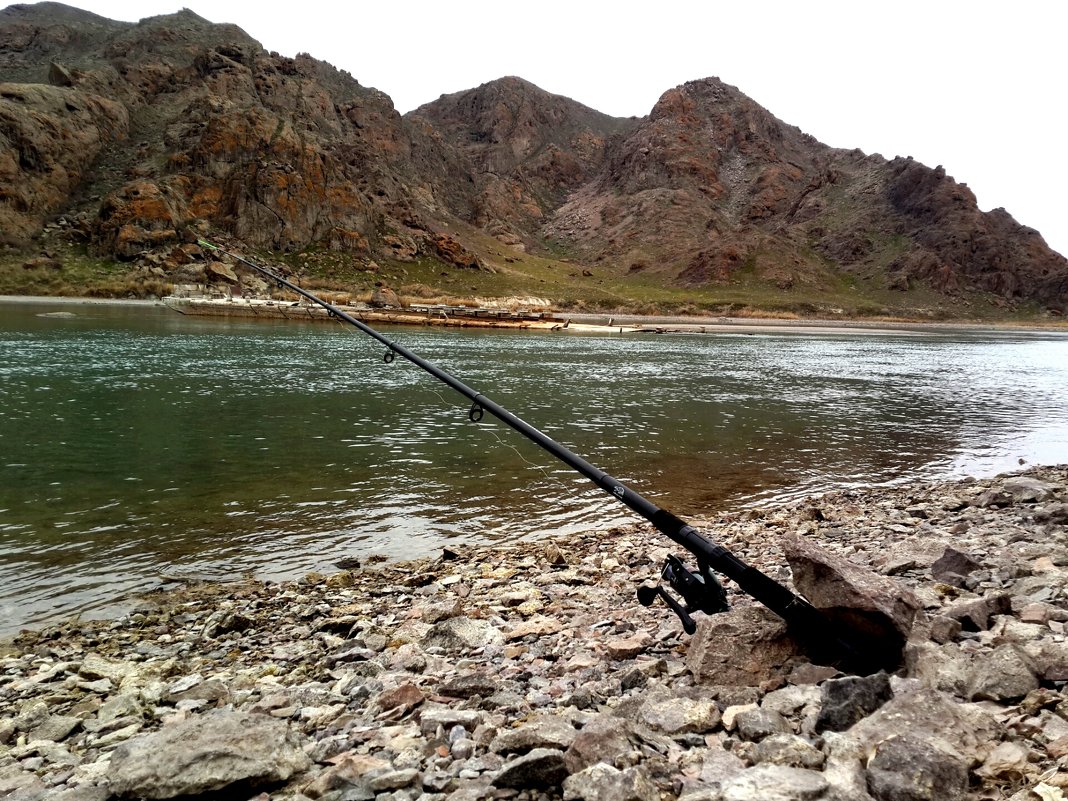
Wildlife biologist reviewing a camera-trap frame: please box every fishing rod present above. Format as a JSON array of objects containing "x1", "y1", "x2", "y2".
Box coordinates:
[{"x1": 197, "y1": 239, "x2": 875, "y2": 671}]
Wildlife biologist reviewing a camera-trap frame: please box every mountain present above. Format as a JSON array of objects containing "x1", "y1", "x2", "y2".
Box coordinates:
[{"x1": 2, "y1": 2, "x2": 1066, "y2": 314}]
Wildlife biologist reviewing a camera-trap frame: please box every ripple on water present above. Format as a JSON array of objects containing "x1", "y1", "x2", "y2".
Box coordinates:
[{"x1": 1, "y1": 305, "x2": 1067, "y2": 632}]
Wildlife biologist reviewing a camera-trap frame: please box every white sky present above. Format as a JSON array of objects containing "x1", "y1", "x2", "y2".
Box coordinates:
[{"x1": 50, "y1": 0, "x2": 1068, "y2": 257}]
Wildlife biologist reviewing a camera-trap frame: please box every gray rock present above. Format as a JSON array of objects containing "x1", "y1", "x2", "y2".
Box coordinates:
[
  {"x1": 48, "y1": 786, "x2": 111, "y2": 801},
  {"x1": 815, "y1": 672, "x2": 893, "y2": 733},
  {"x1": 784, "y1": 534, "x2": 923, "y2": 670},
  {"x1": 697, "y1": 746, "x2": 747, "y2": 786},
  {"x1": 927, "y1": 615, "x2": 962, "y2": 644},
  {"x1": 904, "y1": 641, "x2": 972, "y2": 696},
  {"x1": 734, "y1": 708, "x2": 792, "y2": 742},
  {"x1": 639, "y1": 696, "x2": 721, "y2": 735},
  {"x1": 78, "y1": 653, "x2": 135, "y2": 683},
  {"x1": 564, "y1": 715, "x2": 635, "y2": 773},
  {"x1": 438, "y1": 673, "x2": 499, "y2": 699},
  {"x1": 845, "y1": 689, "x2": 998, "y2": 769},
  {"x1": 1022, "y1": 639, "x2": 1068, "y2": 681},
  {"x1": 493, "y1": 747, "x2": 568, "y2": 789},
  {"x1": 965, "y1": 644, "x2": 1039, "y2": 701},
  {"x1": 490, "y1": 714, "x2": 577, "y2": 753},
  {"x1": 369, "y1": 768, "x2": 420, "y2": 791},
  {"x1": 421, "y1": 617, "x2": 504, "y2": 653},
  {"x1": 943, "y1": 593, "x2": 1011, "y2": 632},
  {"x1": 717, "y1": 765, "x2": 829, "y2": 801},
  {"x1": 761, "y1": 685, "x2": 821, "y2": 719},
  {"x1": 29, "y1": 713, "x2": 81, "y2": 743},
  {"x1": 746, "y1": 733, "x2": 825, "y2": 769},
  {"x1": 1035, "y1": 502, "x2": 1068, "y2": 524},
  {"x1": 865, "y1": 733, "x2": 968, "y2": 801},
  {"x1": 419, "y1": 706, "x2": 483, "y2": 738},
  {"x1": 687, "y1": 606, "x2": 802, "y2": 686},
  {"x1": 999, "y1": 476, "x2": 1058, "y2": 503},
  {"x1": 107, "y1": 710, "x2": 310, "y2": 799},
  {"x1": 562, "y1": 762, "x2": 658, "y2": 801},
  {"x1": 930, "y1": 547, "x2": 982, "y2": 584}
]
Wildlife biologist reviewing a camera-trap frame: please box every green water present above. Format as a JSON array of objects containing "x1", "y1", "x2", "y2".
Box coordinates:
[{"x1": 2, "y1": 299, "x2": 1067, "y2": 632}]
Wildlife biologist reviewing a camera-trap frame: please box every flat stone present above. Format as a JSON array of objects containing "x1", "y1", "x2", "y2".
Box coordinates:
[
  {"x1": 438, "y1": 673, "x2": 499, "y2": 699},
  {"x1": 107, "y1": 710, "x2": 309, "y2": 799},
  {"x1": 604, "y1": 632, "x2": 651, "y2": 660},
  {"x1": 376, "y1": 682, "x2": 425, "y2": 712},
  {"x1": 506, "y1": 615, "x2": 562, "y2": 640},
  {"x1": 421, "y1": 617, "x2": 504, "y2": 652},
  {"x1": 491, "y1": 714, "x2": 577, "y2": 753},
  {"x1": 1000, "y1": 476, "x2": 1058, "y2": 503},
  {"x1": 562, "y1": 762, "x2": 658, "y2": 801},
  {"x1": 639, "y1": 697, "x2": 721, "y2": 735},
  {"x1": 29, "y1": 713, "x2": 81, "y2": 743},
  {"x1": 717, "y1": 765, "x2": 829, "y2": 801}
]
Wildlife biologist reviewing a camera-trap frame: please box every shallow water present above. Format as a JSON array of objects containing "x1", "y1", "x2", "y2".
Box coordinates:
[{"x1": 1, "y1": 301, "x2": 1066, "y2": 632}]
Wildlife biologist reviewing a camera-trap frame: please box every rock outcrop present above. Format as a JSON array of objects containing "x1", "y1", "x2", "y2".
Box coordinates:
[{"x1": 1, "y1": 3, "x2": 1066, "y2": 310}]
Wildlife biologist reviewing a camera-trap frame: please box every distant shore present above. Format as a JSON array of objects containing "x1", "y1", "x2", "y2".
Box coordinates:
[{"x1": 4, "y1": 293, "x2": 1066, "y2": 337}]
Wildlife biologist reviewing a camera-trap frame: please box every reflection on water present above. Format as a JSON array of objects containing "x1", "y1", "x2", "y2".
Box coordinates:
[{"x1": 1, "y1": 301, "x2": 1067, "y2": 632}]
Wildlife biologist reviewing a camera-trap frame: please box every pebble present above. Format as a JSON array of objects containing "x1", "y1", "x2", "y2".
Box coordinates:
[{"x1": 1, "y1": 467, "x2": 1066, "y2": 800}]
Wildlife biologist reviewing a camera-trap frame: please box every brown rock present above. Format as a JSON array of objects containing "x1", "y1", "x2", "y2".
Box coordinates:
[
  {"x1": 784, "y1": 534, "x2": 923, "y2": 669},
  {"x1": 687, "y1": 605, "x2": 804, "y2": 686},
  {"x1": 604, "y1": 632, "x2": 651, "y2": 660},
  {"x1": 376, "y1": 682, "x2": 425, "y2": 712}
]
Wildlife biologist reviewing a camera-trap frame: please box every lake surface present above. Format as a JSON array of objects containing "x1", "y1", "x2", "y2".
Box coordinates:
[{"x1": 2, "y1": 300, "x2": 1067, "y2": 633}]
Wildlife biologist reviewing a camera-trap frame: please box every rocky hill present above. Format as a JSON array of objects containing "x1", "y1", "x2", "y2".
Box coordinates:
[{"x1": 2, "y1": 2, "x2": 1066, "y2": 314}]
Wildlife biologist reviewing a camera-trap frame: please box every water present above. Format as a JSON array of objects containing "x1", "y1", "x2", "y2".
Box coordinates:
[{"x1": 2, "y1": 300, "x2": 1067, "y2": 633}]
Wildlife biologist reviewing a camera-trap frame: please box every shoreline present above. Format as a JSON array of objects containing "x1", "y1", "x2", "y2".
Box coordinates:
[
  {"x1": 2, "y1": 466, "x2": 1066, "y2": 800},
  {"x1": 3, "y1": 293, "x2": 1066, "y2": 337}
]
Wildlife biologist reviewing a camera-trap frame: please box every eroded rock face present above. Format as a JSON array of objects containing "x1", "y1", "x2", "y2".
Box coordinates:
[
  {"x1": 2, "y1": 4, "x2": 1066, "y2": 309},
  {"x1": 0, "y1": 82, "x2": 128, "y2": 245}
]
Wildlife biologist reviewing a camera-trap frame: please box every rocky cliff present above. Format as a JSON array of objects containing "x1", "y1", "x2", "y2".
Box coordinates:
[{"x1": 2, "y1": 2, "x2": 1066, "y2": 312}]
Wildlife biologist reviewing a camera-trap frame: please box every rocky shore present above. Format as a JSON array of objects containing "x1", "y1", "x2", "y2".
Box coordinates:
[{"x1": 2, "y1": 467, "x2": 1067, "y2": 801}]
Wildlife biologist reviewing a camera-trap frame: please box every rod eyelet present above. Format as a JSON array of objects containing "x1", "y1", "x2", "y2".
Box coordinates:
[
  {"x1": 469, "y1": 402, "x2": 484, "y2": 423},
  {"x1": 383, "y1": 350, "x2": 396, "y2": 364}
]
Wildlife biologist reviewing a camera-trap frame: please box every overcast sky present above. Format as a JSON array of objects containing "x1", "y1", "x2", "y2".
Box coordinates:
[{"x1": 49, "y1": 0, "x2": 1068, "y2": 257}]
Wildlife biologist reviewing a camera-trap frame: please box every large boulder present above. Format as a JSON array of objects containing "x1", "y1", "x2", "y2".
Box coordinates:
[{"x1": 783, "y1": 534, "x2": 923, "y2": 669}]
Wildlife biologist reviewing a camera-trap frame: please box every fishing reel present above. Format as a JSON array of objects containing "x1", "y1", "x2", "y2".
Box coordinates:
[{"x1": 638, "y1": 554, "x2": 730, "y2": 635}]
